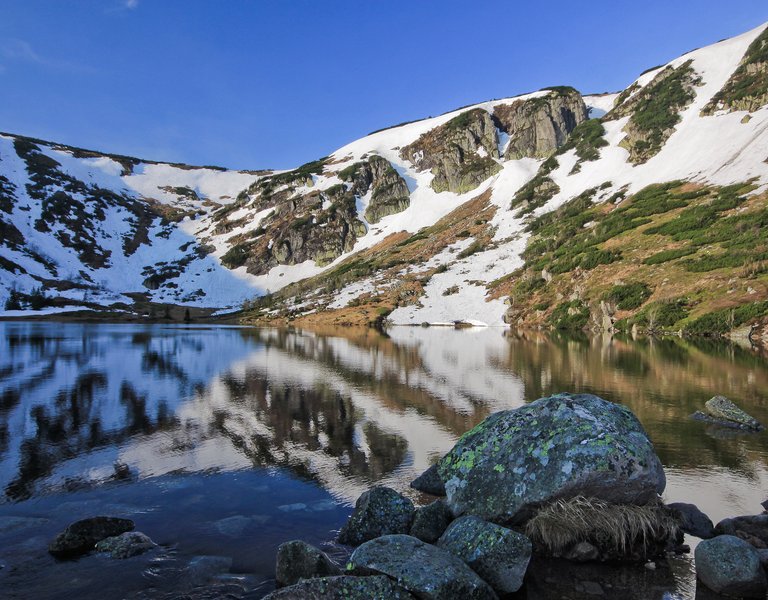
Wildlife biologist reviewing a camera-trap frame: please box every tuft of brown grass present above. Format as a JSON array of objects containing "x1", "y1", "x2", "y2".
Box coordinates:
[{"x1": 524, "y1": 496, "x2": 680, "y2": 556}]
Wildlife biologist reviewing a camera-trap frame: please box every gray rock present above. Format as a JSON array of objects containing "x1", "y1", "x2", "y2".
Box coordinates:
[
  {"x1": 348, "y1": 534, "x2": 497, "y2": 600},
  {"x1": 438, "y1": 393, "x2": 666, "y2": 524},
  {"x1": 410, "y1": 464, "x2": 446, "y2": 496},
  {"x1": 48, "y1": 516, "x2": 135, "y2": 558},
  {"x1": 695, "y1": 535, "x2": 767, "y2": 598},
  {"x1": 185, "y1": 555, "x2": 233, "y2": 587},
  {"x1": 337, "y1": 486, "x2": 414, "y2": 546},
  {"x1": 410, "y1": 499, "x2": 453, "y2": 543},
  {"x1": 263, "y1": 575, "x2": 417, "y2": 599},
  {"x1": 563, "y1": 540, "x2": 600, "y2": 562},
  {"x1": 275, "y1": 540, "x2": 340, "y2": 588},
  {"x1": 668, "y1": 502, "x2": 715, "y2": 539},
  {"x1": 758, "y1": 548, "x2": 768, "y2": 570},
  {"x1": 715, "y1": 515, "x2": 768, "y2": 547},
  {"x1": 95, "y1": 531, "x2": 156, "y2": 558},
  {"x1": 703, "y1": 396, "x2": 764, "y2": 430},
  {"x1": 437, "y1": 515, "x2": 531, "y2": 594}
]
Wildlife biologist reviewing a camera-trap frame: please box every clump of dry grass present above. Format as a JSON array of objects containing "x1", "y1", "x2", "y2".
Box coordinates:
[{"x1": 524, "y1": 496, "x2": 680, "y2": 556}]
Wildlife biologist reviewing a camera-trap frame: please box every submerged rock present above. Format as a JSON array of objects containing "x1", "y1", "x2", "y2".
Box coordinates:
[
  {"x1": 347, "y1": 534, "x2": 497, "y2": 600},
  {"x1": 695, "y1": 535, "x2": 767, "y2": 598},
  {"x1": 410, "y1": 499, "x2": 453, "y2": 543},
  {"x1": 185, "y1": 555, "x2": 233, "y2": 587},
  {"x1": 263, "y1": 575, "x2": 417, "y2": 599},
  {"x1": 410, "y1": 464, "x2": 446, "y2": 496},
  {"x1": 95, "y1": 531, "x2": 155, "y2": 558},
  {"x1": 668, "y1": 502, "x2": 715, "y2": 539},
  {"x1": 438, "y1": 393, "x2": 666, "y2": 523},
  {"x1": 275, "y1": 540, "x2": 340, "y2": 588},
  {"x1": 337, "y1": 486, "x2": 414, "y2": 546},
  {"x1": 437, "y1": 515, "x2": 532, "y2": 594},
  {"x1": 692, "y1": 395, "x2": 764, "y2": 431},
  {"x1": 48, "y1": 516, "x2": 135, "y2": 558}
]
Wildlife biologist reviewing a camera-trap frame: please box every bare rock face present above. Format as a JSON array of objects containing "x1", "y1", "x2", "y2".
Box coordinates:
[
  {"x1": 400, "y1": 108, "x2": 502, "y2": 194},
  {"x1": 493, "y1": 87, "x2": 588, "y2": 160},
  {"x1": 338, "y1": 155, "x2": 410, "y2": 224}
]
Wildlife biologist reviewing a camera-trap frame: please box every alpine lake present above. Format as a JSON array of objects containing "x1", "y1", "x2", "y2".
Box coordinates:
[{"x1": 1, "y1": 321, "x2": 767, "y2": 599}]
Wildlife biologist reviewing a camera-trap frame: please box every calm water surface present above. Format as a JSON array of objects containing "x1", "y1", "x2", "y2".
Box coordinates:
[{"x1": 1, "y1": 323, "x2": 768, "y2": 599}]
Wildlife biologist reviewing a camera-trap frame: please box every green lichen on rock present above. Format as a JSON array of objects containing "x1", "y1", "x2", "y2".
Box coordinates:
[
  {"x1": 437, "y1": 393, "x2": 666, "y2": 525},
  {"x1": 262, "y1": 575, "x2": 417, "y2": 600},
  {"x1": 338, "y1": 486, "x2": 414, "y2": 546}
]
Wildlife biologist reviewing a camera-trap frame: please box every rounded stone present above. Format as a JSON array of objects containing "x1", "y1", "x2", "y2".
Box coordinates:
[{"x1": 695, "y1": 535, "x2": 767, "y2": 598}]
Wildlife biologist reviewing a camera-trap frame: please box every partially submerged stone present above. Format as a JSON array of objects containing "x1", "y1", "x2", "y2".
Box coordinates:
[
  {"x1": 275, "y1": 540, "x2": 340, "y2": 588},
  {"x1": 692, "y1": 395, "x2": 764, "y2": 431},
  {"x1": 337, "y1": 486, "x2": 414, "y2": 546},
  {"x1": 348, "y1": 534, "x2": 497, "y2": 600},
  {"x1": 410, "y1": 499, "x2": 453, "y2": 543},
  {"x1": 437, "y1": 515, "x2": 531, "y2": 594},
  {"x1": 263, "y1": 575, "x2": 417, "y2": 599},
  {"x1": 438, "y1": 393, "x2": 666, "y2": 524},
  {"x1": 49, "y1": 516, "x2": 135, "y2": 558},
  {"x1": 410, "y1": 464, "x2": 446, "y2": 496},
  {"x1": 715, "y1": 514, "x2": 768, "y2": 548},
  {"x1": 668, "y1": 502, "x2": 715, "y2": 539},
  {"x1": 695, "y1": 535, "x2": 767, "y2": 598},
  {"x1": 95, "y1": 531, "x2": 155, "y2": 558}
]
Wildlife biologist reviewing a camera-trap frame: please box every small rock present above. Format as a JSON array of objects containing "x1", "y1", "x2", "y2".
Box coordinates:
[
  {"x1": 275, "y1": 540, "x2": 340, "y2": 588},
  {"x1": 348, "y1": 534, "x2": 496, "y2": 600},
  {"x1": 703, "y1": 395, "x2": 763, "y2": 430},
  {"x1": 715, "y1": 515, "x2": 768, "y2": 547},
  {"x1": 437, "y1": 515, "x2": 531, "y2": 594},
  {"x1": 563, "y1": 541, "x2": 600, "y2": 562},
  {"x1": 49, "y1": 516, "x2": 135, "y2": 558},
  {"x1": 185, "y1": 555, "x2": 233, "y2": 587},
  {"x1": 95, "y1": 531, "x2": 155, "y2": 558},
  {"x1": 410, "y1": 464, "x2": 446, "y2": 496},
  {"x1": 338, "y1": 487, "x2": 414, "y2": 546},
  {"x1": 263, "y1": 575, "x2": 417, "y2": 599},
  {"x1": 668, "y1": 502, "x2": 715, "y2": 539},
  {"x1": 695, "y1": 535, "x2": 766, "y2": 598},
  {"x1": 645, "y1": 561, "x2": 656, "y2": 570},
  {"x1": 410, "y1": 500, "x2": 453, "y2": 543}
]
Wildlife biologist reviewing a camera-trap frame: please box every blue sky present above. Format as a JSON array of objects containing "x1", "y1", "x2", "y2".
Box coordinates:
[{"x1": 0, "y1": 1, "x2": 766, "y2": 170}]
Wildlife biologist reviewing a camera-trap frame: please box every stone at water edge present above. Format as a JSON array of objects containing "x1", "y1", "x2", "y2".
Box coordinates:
[
  {"x1": 347, "y1": 534, "x2": 497, "y2": 600},
  {"x1": 437, "y1": 515, "x2": 532, "y2": 594},
  {"x1": 702, "y1": 395, "x2": 764, "y2": 430},
  {"x1": 695, "y1": 535, "x2": 767, "y2": 598},
  {"x1": 337, "y1": 486, "x2": 414, "y2": 546},
  {"x1": 95, "y1": 531, "x2": 155, "y2": 558},
  {"x1": 715, "y1": 514, "x2": 768, "y2": 548},
  {"x1": 262, "y1": 575, "x2": 417, "y2": 600},
  {"x1": 410, "y1": 464, "x2": 446, "y2": 496},
  {"x1": 438, "y1": 393, "x2": 666, "y2": 524},
  {"x1": 410, "y1": 499, "x2": 453, "y2": 543},
  {"x1": 668, "y1": 502, "x2": 715, "y2": 539},
  {"x1": 48, "y1": 516, "x2": 135, "y2": 558},
  {"x1": 275, "y1": 540, "x2": 340, "y2": 588}
]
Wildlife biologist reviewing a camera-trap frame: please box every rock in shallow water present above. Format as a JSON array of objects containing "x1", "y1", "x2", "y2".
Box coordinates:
[
  {"x1": 263, "y1": 575, "x2": 417, "y2": 599},
  {"x1": 95, "y1": 531, "x2": 155, "y2": 558},
  {"x1": 48, "y1": 516, "x2": 135, "y2": 558},
  {"x1": 410, "y1": 499, "x2": 453, "y2": 543},
  {"x1": 715, "y1": 514, "x2": 768, "y2": 548},
  {"x1": 668, "y1": 502, "x2": 715, "y2": 539},
  {"x1": 347, "y1": 534, "x2": 497, "y2": 600},
  {"x1": 337, "y1": 486, "x2": 414, "y2": 546},
  {"x1": 704, "y1": 396, "x2": 764, "y2": 430},
  {"x1": 437, "y1": 515, "x2": 531, "y2": 594},
  {"x1": 695, "y1": 535, "x2": 767, "y2": 598},
  {"x1": 275, "y1": 540, "x2": 340, "y2": 587},
  {"x1": 438, "y1": 393, "x2": 666, "y2": 523}
]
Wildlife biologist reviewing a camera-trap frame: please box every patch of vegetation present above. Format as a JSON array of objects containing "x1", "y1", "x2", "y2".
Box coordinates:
[
  {"x1": 442, "y1": 285, "x2": 460, "y2": 296},
  {"x1": 684, "y1": 301, "x2": 768, "y2": 336},
  {"x1": 549, "y1": 300, "x2": 590, "y2": 330},
  {"x1": 604, "y1": 282, "x2": 652, "y2": 310},
  {"x1": 557, "y1": 119, "x2": 609, "y2": 166},
  {"x1": 457, "y1": 240, "x2": 485, "y2": 259},
  {"x1": 220, "y1": 243, "x2": 251, "y2": 269},
  {"x1": 510, "y1": 156, "x2": 560, "y2": 215},
  {"x1": 642, "y1": 247, "x2": 696, "y2": 265}
]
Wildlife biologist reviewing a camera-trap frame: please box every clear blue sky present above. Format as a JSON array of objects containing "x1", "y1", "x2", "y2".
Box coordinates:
[{"x1": 1, "y1": 1, "x2": 766, "y2": 170}]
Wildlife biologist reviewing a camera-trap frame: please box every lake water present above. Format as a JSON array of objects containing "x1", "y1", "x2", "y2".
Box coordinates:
[{"x1": 1, "y1": 322, "x2": 767, "y2": 599}]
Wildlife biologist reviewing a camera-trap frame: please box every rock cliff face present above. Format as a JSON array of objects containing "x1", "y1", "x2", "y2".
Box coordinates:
[
  {"x1": 400, "y1": 108, "x2": 502, "y2": 194},
  {"x1": 493, "y1": 87, "x2": 588, "y2": 160},
  {"x1": 339, "y1": 155, "x2": 410, "y2": 224}
]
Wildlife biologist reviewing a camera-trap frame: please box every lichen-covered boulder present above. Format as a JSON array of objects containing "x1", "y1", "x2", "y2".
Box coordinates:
[
  {"x1": 437, "y1": 515, "x2": 531, "y2": 594},
  {"x1": 410, "y1": 499, "x2": 453, "y2": 543},
  {"x1": 668, "y1": 502, "x2": 714, "y2": 539},
  {"x1": 263, "y1": 575, "x2": 417, "y2": 599},
  {"x1": 95, "y1": 531, "x2": 155, "y2": 558},
  {"x1": 702, "y1": 396, "x2": 764, "y2": 430},
  {"x1": 347, "y1": 534, "x2": 497, "y2": 600},
  {"x1": 275, "y1": 540, "x2": 340, "y2": 587},
  {"x1": 410, "y1": 464, "x2": 446, "y2": 496},
  {"x1": 48, "y1": 516, "x2": 135, "y2": 558},
  {"x1": 337, "y1": 486, "x2": 414, "y2": 546},
  {"x1": 695, "y1": 535, "x2": 767, "y2": 598},
  {"x1": 438, "y1": 393, "x2": 666, "y2": 523}
]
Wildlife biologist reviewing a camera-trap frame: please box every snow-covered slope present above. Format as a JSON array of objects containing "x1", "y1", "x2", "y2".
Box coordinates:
[{"x1": 2, "y1": 21, "x2": 768, "y2": 325}]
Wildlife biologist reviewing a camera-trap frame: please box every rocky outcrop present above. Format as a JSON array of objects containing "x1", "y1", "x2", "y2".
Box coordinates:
[
  {"x1": 347, "y1": 534, "x2": 498, "y2": 600},
  {"x1": 695, "y1": 535, "x2": 767, "y2": 598},
  {"x1": 275, "y1": 540, "x2": 341, "y2": 587},
  {"x1": 338, "y1": 155, "x2": 410, "y2": 223},
  {"x1": 493, "y1": 87, "x2": 588, "y2": 160},
  {"x1": 437, "y1": 393, "x2": 666, "y2": 524},
  {"x1": 263, "y1": 575, "x2": 417, "y2": 600},
  {"x1": 400, "y1": 108, "x2": 502, "y2": 194},
  {"x1": 437, "y1": 515, "x2": 532, "y2": 594},
  {"x1": 48, "y1": 516, "x2": 135, "y2": 558},
  {"x1": 691, "y1": 395, "x2": 765, "y2": 431},
  {"x1": 337, "y1": 486, "x2": 415, "y2": 546}
]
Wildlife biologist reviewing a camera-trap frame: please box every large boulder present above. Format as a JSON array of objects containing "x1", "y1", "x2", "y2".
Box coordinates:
[
  {"x1": 410, "y1": 500, "x2": 453, "y2": 543},
  {"x1": 695, "y1": 535, "x2": 767, "y2": 598},
  {"x1": 263, "y1": 576, "x2": 417, "y2": 599},
  {"x1": 438, "y1": 393, "x2": 665, "y2": 523},
  {"x1": 347, "y1": 534, "x2": 497, "y2": 600},
  {"x1": 95, "y1": 531, "x2": 155, "y2": 558},
  {"x1": 338, "y1": 486, "x2": 414, "y2": 546},
  {"x1": 275, "y1": 540, "x2": 340, "y2": 587},
  {"x1": 668, "y1": 502, "x2": 715, "y2": 539},
  {"x1": 48, "y1": 516, "x2": 135, "y2": 558},
  {"x1": 437, "y1": 515, "x2": 532, "y2": 594}
]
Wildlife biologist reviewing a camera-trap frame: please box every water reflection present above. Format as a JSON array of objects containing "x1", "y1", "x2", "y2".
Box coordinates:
[{"x1": 2, "y1": 322, "x2": 768, "y2": 597}]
